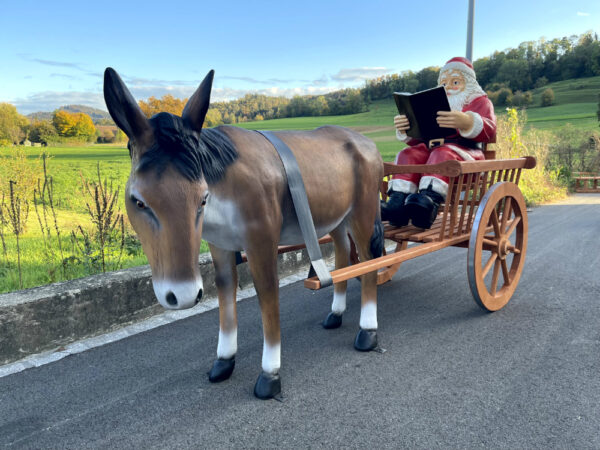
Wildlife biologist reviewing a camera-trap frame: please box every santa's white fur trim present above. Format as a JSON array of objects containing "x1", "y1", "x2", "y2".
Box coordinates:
[
  {"x1": 389, "y1": 178, "x2": 417, "y2": 194},
  {"x1": 395, "y1": 129, "x2": 410, "y2": 142},
  {"x1": 460, "y1": 111, "x2": 484, "y2": 139},
  {"x1": 419, "y1": 176, "x2": 448, "y2": 197}
]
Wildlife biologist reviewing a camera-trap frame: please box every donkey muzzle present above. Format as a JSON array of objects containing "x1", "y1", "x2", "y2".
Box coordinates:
[{"x1": 153, "y1": 278, "x2": 204, "y2": 310}]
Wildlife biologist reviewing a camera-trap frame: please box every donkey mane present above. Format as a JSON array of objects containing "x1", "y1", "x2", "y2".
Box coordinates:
[{"x1": 136, "y1": 112, "x2": 237, "y2": 184}]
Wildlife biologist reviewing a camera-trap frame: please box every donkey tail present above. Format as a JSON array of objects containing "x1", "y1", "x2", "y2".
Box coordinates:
[{"x1": 369, "y1": 217, "x2": 384, "y2": 259}]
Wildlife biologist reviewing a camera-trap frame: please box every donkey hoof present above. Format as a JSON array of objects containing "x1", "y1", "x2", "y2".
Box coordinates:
[
  {"x1": 254, "y1": 371, "x2": 281, "y2": 399},
  {"x1": 354, "y1": 328, "x2": 378, "y2": 352},
  {"x1": 322, "y1": 312, "x2": 342, "y2": 329},
  {"x1": 208, "y1": 357, "x2": 235, "y2": 383}
]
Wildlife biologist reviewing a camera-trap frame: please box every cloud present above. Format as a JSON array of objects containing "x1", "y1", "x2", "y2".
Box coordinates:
[
  {"x1": 331, "y1": 67, "x2": 393, "y2": 82},
  {"x1": 210, "y1": 85, "x2": 340, "y2": 102},
  {"x1": 12, "y1": 91, "x2": 106, "y2": 115},
  {"x1": 19, "y1": 54, "x2": 87, "y2": 72},
  {"x1": 577, "y1": 11, "x2": 590, "y2": 16},
  {"x1": 50, "y1": 73, "x2": 79, "y2": 80}
]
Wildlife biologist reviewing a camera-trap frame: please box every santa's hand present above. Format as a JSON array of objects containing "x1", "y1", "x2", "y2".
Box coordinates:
[
  {"x1": 436, "y1": 111, "x2": 474, "y2": 132},
  {"x1": 394, "y1": 114, "x2": 410, "y2": 132}
]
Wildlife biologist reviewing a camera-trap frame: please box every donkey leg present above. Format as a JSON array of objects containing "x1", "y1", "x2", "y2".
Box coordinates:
[
  {"x1": 350, "y1": 218, "x2": 381, "y2": 352},
  {"x1": 207, "y1": 245, "x2": 238, "y2": 383},
  {"x1": 245, "y1": 243, "x2": 282, "y2": 399},
  {"x1": 323, "y1": 226, "x2": 351, "y2": 329}
]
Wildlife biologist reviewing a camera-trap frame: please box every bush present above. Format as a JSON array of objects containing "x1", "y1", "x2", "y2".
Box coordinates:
[
  {"x1": 510, "y1": 91, "x2": 533, "y2": 108},
  {"x1": 534, "y1": 77, "x2": 549, "y2": 88},
  {"x1": 495, "y1": 108, "x2": 567, "y2": 205},
  {"x1": 541, "y1": 88, "x2": 555, "y2": 107}
]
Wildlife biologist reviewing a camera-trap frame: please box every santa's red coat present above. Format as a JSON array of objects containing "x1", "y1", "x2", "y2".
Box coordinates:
[{"x1": 391, "y1": 95, "x2": 497, "y2": 196}]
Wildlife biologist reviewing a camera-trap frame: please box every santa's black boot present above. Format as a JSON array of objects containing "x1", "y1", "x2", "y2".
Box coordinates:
[
  {"x1": 381, "y1": 191, "x2": 409, "y2": 227},
  {"x1": 405, "y1": 188, "x2": 445, "y2": 229}
]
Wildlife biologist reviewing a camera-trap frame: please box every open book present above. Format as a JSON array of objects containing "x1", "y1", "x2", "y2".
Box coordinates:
[{"x1": 393, "y1": 86, "x2": 453, "y2": 140}]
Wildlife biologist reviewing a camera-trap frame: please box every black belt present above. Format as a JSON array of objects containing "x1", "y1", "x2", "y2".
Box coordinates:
[
  {"x1": 255, "y1": 130, "x2": 333, "y2": 288},
  {"x1": 427, "y1": 137, "x2": 483, "y2": 150}
]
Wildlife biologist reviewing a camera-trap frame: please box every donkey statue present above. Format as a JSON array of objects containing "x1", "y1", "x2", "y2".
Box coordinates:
[{"x1": 103, "y1": 68, "x2": 384, "y2": 399}]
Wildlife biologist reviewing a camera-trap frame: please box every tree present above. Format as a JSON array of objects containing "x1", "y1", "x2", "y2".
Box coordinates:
[
  {"x1": 72, "y1": 113, "x2": 96, "y2": 141},
  {"x1": 28, "y1": 119, "x2": 57, "y2": 144},
  {"x1": 203, "y1": 109, "x2": 223, "y2": 127},
  {"x1": 138, "y1": 94, "x2": 187, "y2": 118},
  {"x1": 597, "y1": 93, "x2": 600, "y2": 127},
  {"x1": 52, "y1": 110, "x2": 77, "y2": 136},
  {"x1": 541, "y1": 88, "x2": 555, "y2": 107},
  {"x1": 0, "y1": 103, "x2": 28, "y2": 145},
  {"x1": 52, "y1": 110, "x2": 96, "y2": 139}
]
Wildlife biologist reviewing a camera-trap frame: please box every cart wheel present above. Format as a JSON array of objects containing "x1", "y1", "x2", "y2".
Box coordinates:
[
  {"x1": 349, "y1": 239, "x2": 406, "y2": 285},
  {"x1": 468, "y1": 182, "x2": 528, "y2": 311}
]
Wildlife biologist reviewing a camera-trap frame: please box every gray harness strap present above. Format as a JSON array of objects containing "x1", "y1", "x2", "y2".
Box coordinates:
[{"x1": 256, "y1": 130, "x2": 333, "y2": 288}]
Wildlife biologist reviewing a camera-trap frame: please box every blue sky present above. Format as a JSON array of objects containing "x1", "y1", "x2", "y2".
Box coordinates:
[{"x1": 1, "y1": 0, "x2": 598, "y2": 114}]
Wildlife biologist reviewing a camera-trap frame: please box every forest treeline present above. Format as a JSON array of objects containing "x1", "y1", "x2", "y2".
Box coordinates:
[
  {"x1": 207, "y1": 31, "x2": 600, "y2": 124},
  {"x1": 203, "y1": 31, "x2": 600, "y2": 124}
]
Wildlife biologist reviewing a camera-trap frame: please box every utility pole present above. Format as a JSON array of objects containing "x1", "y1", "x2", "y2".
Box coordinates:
[{"x1": 466, "y1": 0, "x2": 475, "y2": 61}]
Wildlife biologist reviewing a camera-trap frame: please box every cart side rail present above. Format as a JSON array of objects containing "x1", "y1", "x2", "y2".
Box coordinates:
[{"x1": 381, "y1": 156, "x2": 536, "y2": 242}]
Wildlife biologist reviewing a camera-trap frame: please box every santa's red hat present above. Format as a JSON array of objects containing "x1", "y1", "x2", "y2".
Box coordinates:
[{"x1": 439, "y1": 57, "x2": 476, "y2": 80}]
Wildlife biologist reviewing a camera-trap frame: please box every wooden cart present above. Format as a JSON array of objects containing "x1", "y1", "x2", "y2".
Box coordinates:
[{"x1": 304, "y1": 154, "x2": 537, "y2": 312}]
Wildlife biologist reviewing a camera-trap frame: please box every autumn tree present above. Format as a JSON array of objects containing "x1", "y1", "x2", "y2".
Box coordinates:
[
  {"x1": 0, "y1": 103, "x2": 28, "y2": 145},
  {"x1": 52, "y1": 110, "x2": 96, "y2": 140},
  {"x1": 138, "y1": 94, "x2": 187, "y2": 118}
]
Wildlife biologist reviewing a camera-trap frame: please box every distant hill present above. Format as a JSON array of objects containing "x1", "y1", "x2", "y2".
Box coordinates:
[{"x1": 27, "y1": 105, "x2": 114, "y2": 125}]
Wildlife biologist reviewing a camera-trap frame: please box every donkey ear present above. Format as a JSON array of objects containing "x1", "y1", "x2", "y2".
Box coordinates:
[
  {"x1": 182, "y1": 70, "x2": 214, "y2": 131},
  {"x1": 103, "y1": 67, "x2": 151, "y2": 140}
]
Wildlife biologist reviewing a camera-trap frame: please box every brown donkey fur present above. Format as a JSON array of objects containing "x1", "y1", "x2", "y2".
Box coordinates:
[{"x1": 103, "y1": 68, "x2": 384, "y2": 399}]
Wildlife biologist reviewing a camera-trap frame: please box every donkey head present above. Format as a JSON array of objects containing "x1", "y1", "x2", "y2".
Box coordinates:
[{"x1": 103, "y1": 68, "x2": 216, "y2": 310}]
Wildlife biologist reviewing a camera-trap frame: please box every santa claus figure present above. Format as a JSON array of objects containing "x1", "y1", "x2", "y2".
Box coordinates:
[{"x1": 382, "y1": 56, "x2": 496, "y2": 229}]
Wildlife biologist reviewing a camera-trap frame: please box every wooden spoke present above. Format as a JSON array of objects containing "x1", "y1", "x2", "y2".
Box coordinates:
[
  {"x1": 500, "y1": 197, "x2": 512, "y2": 232},
  {"x1": 490, "y1": 209, "x2": 501, "y2": 237},
  {"x1": 491, "y1": 260, "x2": 501, "y2": 295},
  {"x1": 468, "y1": 182, "x2": 528, "y2": 312},
  {"x1": 482, "y1": 252, "x2": 498, "y2": 278},
  {"x1": 482, "y1": 238, "x2": 499, "y2": 248},
  {"x1": 501, "y1": 258, "x2": 511, "y2": 284},
  {"x1": 505, "y1": 216, "x2": 521, "y2": 237}
]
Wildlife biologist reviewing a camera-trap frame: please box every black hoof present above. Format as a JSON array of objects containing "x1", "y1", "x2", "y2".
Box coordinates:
[
  {"x1": 254, "y1": 371, "x2": 281, "y2": 399},
  {"x1": 322, "y1": 312, "x2": 343, "y2": 329},
  {"x1": 208, "y1": 357, "x2": 235, "y2": 383},
  {"x1": 354, "y1": 328, "x2": 378, "y2": 352}
]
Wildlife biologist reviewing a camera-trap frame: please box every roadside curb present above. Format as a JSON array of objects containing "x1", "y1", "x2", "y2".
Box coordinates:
[{"x1": 0, "y1": 245, "x2": 333, "y2": 366}]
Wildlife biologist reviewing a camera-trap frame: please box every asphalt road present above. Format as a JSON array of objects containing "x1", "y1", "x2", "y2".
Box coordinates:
[{"x1": 1, "y1": 195, "x2": 599, "y2": 449}]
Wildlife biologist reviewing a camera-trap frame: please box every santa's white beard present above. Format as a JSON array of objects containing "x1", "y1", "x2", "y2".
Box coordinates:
[{"x1": 446, "y1": 78, "x2": 487, "y2": 111}]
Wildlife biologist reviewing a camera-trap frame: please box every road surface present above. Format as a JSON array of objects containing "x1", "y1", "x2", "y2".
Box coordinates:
[{"x1": 1, "y1": 195, "x2": 599, "y2": 448}]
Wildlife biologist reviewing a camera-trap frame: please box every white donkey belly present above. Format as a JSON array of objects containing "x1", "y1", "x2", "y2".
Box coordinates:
[{"x1": 278, "y1": 208, "x2": 349, "y2": 246}]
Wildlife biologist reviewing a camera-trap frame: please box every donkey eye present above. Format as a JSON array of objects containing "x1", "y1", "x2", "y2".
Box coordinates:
[
  {"x1": 131, "y1": 195, "x2": 146, "y2": 210},
  {"x1": 201, "y1": 192, "x2": 209, "y2": 206}
]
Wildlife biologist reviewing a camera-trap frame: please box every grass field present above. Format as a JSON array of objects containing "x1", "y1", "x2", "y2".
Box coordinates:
[{"x1": 0, "y1": 76, "x2": 597, "y2": 293}]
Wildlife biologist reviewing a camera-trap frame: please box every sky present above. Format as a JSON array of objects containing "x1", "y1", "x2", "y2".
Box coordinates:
[{"x1": 1, "y1": 0, "x2": 599, "y2": 115}]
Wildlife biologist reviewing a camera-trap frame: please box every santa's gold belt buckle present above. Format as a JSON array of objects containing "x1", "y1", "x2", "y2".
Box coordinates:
[{"x1": 428, "y1": 138, "x2": 445, "y2": 149}]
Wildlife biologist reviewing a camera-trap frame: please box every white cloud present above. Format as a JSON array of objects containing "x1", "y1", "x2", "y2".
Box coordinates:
[
  {"x1": 331, "y1": 67, "x2": 393, "y2": 82},
  {"x1": 577, "y1": 11, "x2": 590, "y2": 16},
  {"x1": 12, "y1": 91, "x2": 106, "y2": 115}
]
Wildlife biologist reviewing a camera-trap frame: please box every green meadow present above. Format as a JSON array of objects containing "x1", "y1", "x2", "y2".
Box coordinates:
[{"x1": 1, "y1": 76, "x2": 598, "y2": 293}]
